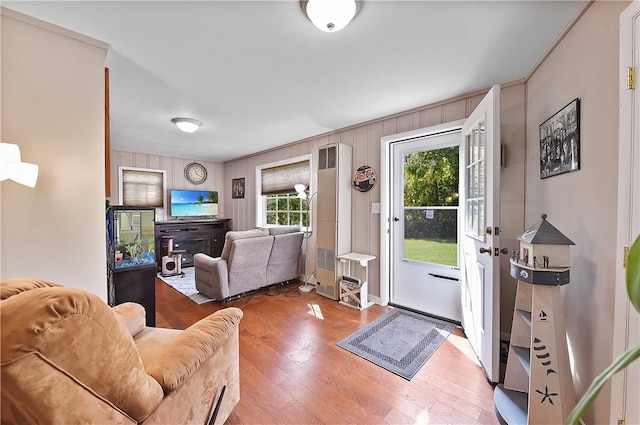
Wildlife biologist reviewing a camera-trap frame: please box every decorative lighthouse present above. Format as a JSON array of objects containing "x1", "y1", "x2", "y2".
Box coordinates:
[
  {"x1": 495, "y1": 214, "x2": 576, "y2": 425},
  {"x1": 510, "y1": 213, "x2": 575, "y2": 286}
]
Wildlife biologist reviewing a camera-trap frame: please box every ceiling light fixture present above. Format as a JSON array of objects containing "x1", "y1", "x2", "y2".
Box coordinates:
[
  {"x1": 302, "y1": 0, "x2": 360, "y2": 33},
  {"x1": 171, "y1": 117, "x2": 202, "y2": 134},
  {"x1": 0, "y1": 143, "x2": 39, "y2": 188}
]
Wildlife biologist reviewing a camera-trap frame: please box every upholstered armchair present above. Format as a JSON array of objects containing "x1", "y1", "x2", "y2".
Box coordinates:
[
  {"x1": 195, "y1": 226, "x2": 303, "y2": 300},
  {"x1": 0, "y1": 278, "x2": 242, "y2": 425}
]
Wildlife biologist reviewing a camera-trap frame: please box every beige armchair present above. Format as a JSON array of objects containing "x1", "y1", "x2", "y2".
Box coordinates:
[{"x1": 0, "y1": 278, "x2": 242, "y2": 425}]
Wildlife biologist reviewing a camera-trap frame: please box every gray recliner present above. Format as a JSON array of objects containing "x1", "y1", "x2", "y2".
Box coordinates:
[{"x1": 194, "y1": 226, "x2": 303, "y2": 300}]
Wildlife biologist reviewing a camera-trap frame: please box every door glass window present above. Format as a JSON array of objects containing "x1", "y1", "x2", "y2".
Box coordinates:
[
  {"x1": 402, "y1": 146, "x2": 459, "y2": 267},
  {"x1": 466, "y1": 120, "x2": 485, "y2": 239}
]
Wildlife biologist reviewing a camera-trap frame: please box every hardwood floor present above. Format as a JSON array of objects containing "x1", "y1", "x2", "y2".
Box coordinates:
[{"x1": 155, "y1": 278, "x2": 500, "y2": 425}]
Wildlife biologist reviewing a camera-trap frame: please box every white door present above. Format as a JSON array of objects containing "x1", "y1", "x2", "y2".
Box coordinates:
[
  {"x1": 611, "y1": 2, "x2": 640, "y2": 423},
  {"x1": 390, "y1": 130, "x2": 462, "y2": 321},
  {"x1": 460, "y1": 85, "x2": 501, "y2": 383}
]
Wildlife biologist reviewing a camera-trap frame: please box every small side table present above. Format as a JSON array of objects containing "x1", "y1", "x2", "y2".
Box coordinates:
[{"x1": 336, "y1": 252, "x2": 376, "y2": 310}]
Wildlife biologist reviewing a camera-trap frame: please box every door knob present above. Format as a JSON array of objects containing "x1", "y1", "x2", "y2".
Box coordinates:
[
  {"x1": 393, "y1": 217, "x2": 400, "y2": 222},
  {"x1": 500, "y1": 248, "x2": 509, "y2": 255},
  {"x1": 479, "y1": 247, "x2": 492, "y2": 255}
]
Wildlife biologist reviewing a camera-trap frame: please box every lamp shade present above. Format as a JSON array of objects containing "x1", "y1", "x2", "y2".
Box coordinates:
[
  {"x1": 171, "y1": 117, "x2": 202, "y2": 133},
  {"x1": 294, "y1": 183, "x2": 308, "y2": 199},
  {"x1": 0, "y1": 143, "x2": 39, "y2": 188},
  {"x1": 305, "y1": 0, "x2": 357, "y2": 32}
]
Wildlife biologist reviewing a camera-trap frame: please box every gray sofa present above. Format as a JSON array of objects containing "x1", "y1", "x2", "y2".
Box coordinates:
[{"x1": 194, "y1": 226, "x2": 304, "y2": 300}]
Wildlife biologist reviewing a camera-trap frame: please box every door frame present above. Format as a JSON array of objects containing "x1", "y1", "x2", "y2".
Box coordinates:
[
  {"x1": 389, "y1": 130, "x2": 462, "y2": 321},
  {"x1": 610, "y1": 1, "x2": 640, "y2": 422},
  {"x1": 380, "y1": 120, "x2": 464, "y2": 306}
]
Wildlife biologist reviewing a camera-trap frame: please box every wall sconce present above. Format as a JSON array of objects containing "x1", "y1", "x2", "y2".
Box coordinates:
[
  {"x1": 302, "y1": 0, "x2": 361, "y2": 33},
  {"x1": 171, "y1": 117, "x2": 202, "y2": 133},
  {"x1": 0, "y1": 143, "x2": 39, "y2": 188}
]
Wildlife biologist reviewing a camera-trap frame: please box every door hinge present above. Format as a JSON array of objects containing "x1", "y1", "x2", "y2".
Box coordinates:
[
  {"x1": 627, "y1": 67, "x2": 635, "y2": 90},
  {"x1": 617, "y1": 419, "x2": 625, "y2": 425},
  {"x1": 624, "y1": 246, "x2": 629, "y2": 268}
]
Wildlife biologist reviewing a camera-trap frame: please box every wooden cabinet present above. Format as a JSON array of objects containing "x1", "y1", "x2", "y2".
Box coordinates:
[
  {"x1": 154, "y1": 219, "x2": 231, "y2": 268},
  {"x1": 113, "y1": 264, "x2": 156, "y2": 326}
]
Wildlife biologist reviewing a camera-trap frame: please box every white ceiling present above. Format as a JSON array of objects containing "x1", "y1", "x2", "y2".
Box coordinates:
[{"x1": 4, "y1": 1, "x2": 585, "y2": 162}]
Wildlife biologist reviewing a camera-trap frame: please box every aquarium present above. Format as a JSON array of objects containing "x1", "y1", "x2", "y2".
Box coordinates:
[{"x1": 107, "y1": 206, "x2": 156, "y2": 270}]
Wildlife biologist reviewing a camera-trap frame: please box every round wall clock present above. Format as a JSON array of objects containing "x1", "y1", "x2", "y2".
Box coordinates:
[
  {"x1": 352, "y1": 165, "x2": 376, "y2": 192},
  {"x1": 184, "y1": 162, "x2": 207, "y2": 185}
]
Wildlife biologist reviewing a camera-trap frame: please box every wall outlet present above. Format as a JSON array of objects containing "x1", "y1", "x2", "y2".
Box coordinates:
[{"x1": 371, "y1": 202, "x2": 381, "y2": 214}]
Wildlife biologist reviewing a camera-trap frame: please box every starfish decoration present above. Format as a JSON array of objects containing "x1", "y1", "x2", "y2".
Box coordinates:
[{"x1": 536, "y1": 386, "x2": 559, "y2": 405}]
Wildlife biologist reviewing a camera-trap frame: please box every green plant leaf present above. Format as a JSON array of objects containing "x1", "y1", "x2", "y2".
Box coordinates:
[
  {"x1": 627, "y1": 235, "x2": 640, "y2": 313},
  {"x1": 565, "y1": 343, "x2": 640, "y2": 425}
]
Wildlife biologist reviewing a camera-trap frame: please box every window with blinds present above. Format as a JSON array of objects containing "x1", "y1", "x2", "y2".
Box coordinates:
[
  {"x1": 261, "y1": 160, "x2": 310, "y2": 195},
  {"x1": 118, "y1": 166, "x2": 166, "y2": 208},
  {"x1": 257, "y1": 157, "x2": 311, "y2": 227}
]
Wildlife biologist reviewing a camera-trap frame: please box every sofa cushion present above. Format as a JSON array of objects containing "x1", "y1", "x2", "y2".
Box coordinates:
[
  {"x1": 112, "y1": 302, "x2": 147, "y2": 338},
  {"x1": 267, "y1": 232, "x2": 304, "y2": 285},
  {"x1": 221, "y1": 228, "x2": 269, "y2": 260},
  {"x1": 0, "y1": 278, "x2": 62, "y2": 300},
  {"x1": 266, "y1": 225, "x2": 301, "y2": 236}
]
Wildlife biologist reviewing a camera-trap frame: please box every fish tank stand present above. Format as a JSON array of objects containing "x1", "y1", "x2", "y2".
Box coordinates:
[
  {"x1": 107, "y1": 205, "x2": 157, "y2": 326},
  {"x1": 112, "y1": 264, "x2": 156, "y2": 326}
]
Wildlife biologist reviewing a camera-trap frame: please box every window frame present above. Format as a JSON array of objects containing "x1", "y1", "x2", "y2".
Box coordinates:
[
  {"x1": 255, "y1": 154, "x2": 312, "y2": 229},
  {"x1": 118, "y1": 166, "x2": 166, "y2": 208}
]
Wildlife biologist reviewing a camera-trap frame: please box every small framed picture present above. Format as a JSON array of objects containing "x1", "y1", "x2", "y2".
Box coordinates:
[
  {"x1": 539, "y1": 98, "x2": 580, "y2": 179},
  {"x1": 232, "y1": 178, "x2": 245, "y2": 199}
]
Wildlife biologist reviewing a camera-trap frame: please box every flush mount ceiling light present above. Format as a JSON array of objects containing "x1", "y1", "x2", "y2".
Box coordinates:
[
  {"x1": 301, "y1": 0, "x2": 361, "y2": 33},
  {"x1": 171, "y1": 117, "x2": 202, "y2": 133}
]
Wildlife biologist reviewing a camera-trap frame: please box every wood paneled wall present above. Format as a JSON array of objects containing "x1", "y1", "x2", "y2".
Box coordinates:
[
  {"x1": 223, "y1": 84, "x2": 526, "y2": 305},
  {"x1": 109, "y1": 84, "x2": 525, "y2": 317},
  {"x1": 108, "y1": 150, "x2": 224, "y2": 222}
]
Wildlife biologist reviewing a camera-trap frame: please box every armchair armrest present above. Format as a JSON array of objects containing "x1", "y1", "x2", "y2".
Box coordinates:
[
  {"x1": 194, "y1": 253, "x2": 229, "y2": 299},
  {"x1": 145, "y1": 307, "x2": 243, "y2": 393},
  {"x1": 112, "y1": 302, "x2": 146, "y2": 337}
]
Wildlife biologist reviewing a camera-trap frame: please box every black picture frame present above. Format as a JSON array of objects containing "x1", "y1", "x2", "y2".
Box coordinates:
[
  {"x1": 539, "y1": 98, "x2": 580, "y2": 179},
  {"x1": 232, "y1": 178, "x2": 245, "y2": 199}
]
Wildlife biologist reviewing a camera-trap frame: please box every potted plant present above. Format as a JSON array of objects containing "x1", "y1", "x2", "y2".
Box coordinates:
[{"x1": 565, "y1": 235, "x2": 640, "y2": 424}]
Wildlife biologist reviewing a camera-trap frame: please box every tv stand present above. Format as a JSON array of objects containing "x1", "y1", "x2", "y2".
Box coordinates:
[{"x1": 154, "y1": 219, "x2": 231, "y2": 268}]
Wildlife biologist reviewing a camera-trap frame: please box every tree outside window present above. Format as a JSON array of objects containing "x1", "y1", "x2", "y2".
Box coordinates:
[
  {"x1": 403, "y1": 146, "x2": 459, "y2": 267},
  {"x1": 265, "y1": 193, "x2": 308, "y2": 227}
]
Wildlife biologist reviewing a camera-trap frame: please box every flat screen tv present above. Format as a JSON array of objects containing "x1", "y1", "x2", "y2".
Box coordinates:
[{"x1": 170, "y1": 189, "x2": 218, "y2": 218}]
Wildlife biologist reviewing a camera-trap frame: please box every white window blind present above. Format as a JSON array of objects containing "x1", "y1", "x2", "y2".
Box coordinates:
[
  {"x1": 119, "y1": 167, "x2": 165, "y2": 207},
  {"x1": 261, "y1": 160, "x2": 310, "y2": 195}
]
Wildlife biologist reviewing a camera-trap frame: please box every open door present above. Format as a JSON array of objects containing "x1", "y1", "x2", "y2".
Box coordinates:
[
  {"x1": 611, "y1": 2, "x2": 640, "y2": 423},
  {"x1": 390, "y1": 131, "x2": 462, "y2": 322},
  {"x1": 460, "y1": 85, "x2": 501, "y2": 383}
]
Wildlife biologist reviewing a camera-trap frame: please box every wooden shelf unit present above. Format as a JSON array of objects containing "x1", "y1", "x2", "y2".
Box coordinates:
[
  {"x1": 495, "y1": 278, "x2": 576, "y2": 424},
  {"x1": 154, "y1": 219, "x2": 231, "y2": 268}
]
